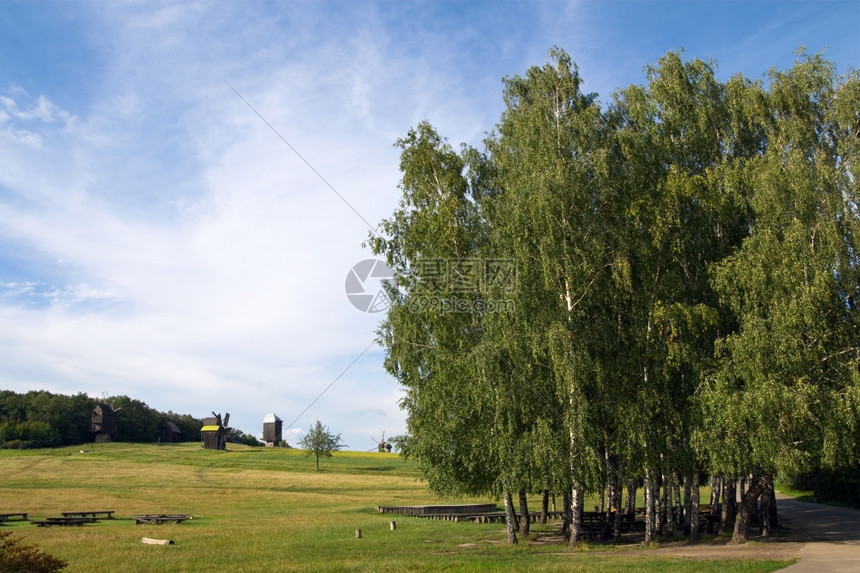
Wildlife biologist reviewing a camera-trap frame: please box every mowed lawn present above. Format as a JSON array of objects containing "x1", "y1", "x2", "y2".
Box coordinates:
[{"x1": 1, "y1": 444, "x2": 789, "y2": 572}]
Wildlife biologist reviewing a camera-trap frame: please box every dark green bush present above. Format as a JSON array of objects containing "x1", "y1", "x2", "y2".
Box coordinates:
[
  {"x1": 0, "y1": 420, "x2": 60, "y2": 449},
  {"x1": 0, "y1": 531, "x2": 67, "y2": 572},
  {"x1": 1, "y1": 439, "x2": 39, "y2": 450},
  {"x1": 790, "y1": 467, "x2": 860, "y2": 508}
]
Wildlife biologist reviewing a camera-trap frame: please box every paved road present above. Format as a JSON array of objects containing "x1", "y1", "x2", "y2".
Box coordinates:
[{"x1": 775, "y1": 492, "x2": 860, "y2": 573}]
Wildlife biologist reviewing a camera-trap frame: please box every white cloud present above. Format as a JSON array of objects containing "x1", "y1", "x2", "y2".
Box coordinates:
[
  {"x1": 0, "y1": 89, "x2": 78, "y2": 153},
  {"x1": 0, "y1": 3, "x2": 415, "y2": 447},
  {"x1": 0, "y1": 90, "x2": 73, "y2": 125},
  {"x1": 279, "y1": 427, "x2": 305, "y2": 446},
  {"x1": 2, "y1": 0, "x2": 854, "y2": 450},
  {"x1": 0, "y1": 127, "x2": 43, "y2": 148}
]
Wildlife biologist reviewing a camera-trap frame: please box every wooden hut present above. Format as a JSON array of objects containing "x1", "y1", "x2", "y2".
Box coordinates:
[
  {"x1": 160, "y1": 422, "x2": 182, "y2": 443},
  {"x1": 91, "y1": 403, "x2": 119, "y2": 443},
  {"x1": 201, "y1": 412, "x2": 229, "y2": 450},
  {"x1": 262, "y1": 413, "x2": 283, "y2": 447}
]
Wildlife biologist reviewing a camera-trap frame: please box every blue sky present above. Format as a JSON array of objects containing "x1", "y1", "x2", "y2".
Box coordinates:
[{"x1": 1, "y1": 1, "x2": 857, "y2": 451}]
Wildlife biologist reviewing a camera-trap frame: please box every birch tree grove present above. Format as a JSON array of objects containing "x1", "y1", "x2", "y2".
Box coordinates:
[
  {"x1": 704, "y1": 52, "x2": 860, "y2": 543},
  {"x1": 371, "y1": 48, "x2": 860, "y2": 546}
]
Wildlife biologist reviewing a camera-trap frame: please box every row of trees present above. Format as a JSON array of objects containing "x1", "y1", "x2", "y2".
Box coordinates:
[
  {"x1": 371, "y1": 48, "x2": 859, "y2": 545},
  {"x1": 0, "y1": 390, "x2": 259, "y2": 447}
]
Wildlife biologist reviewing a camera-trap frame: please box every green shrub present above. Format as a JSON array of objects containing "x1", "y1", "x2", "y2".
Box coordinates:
[
  {"x1": 1, "y1": 439, "x2": 39, "y2": 449},
  {"x1": 790, "y1": 468, "x2": 860, "y2": 508},
  {"x1": 0, "y1": 531, "x2": 67, "y2": 572},
  {"x1": 0, "y1": 420, "x2": 60, "y2": 449}
]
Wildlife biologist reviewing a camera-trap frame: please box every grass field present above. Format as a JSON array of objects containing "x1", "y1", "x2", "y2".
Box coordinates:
[{"x1": 0, "y1": 443, "x2": 791, "y2": 572}]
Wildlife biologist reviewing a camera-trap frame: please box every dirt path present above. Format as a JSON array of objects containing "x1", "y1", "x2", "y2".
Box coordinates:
[{"x1": 771, "y1": 491, "x2": 859, "y2": 572}]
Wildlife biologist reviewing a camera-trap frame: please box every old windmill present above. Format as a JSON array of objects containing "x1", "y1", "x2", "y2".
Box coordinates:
[
  {"x1": 370, "y1": 431, "x2": 393, "y2": 453},
  {"x1": 159, "y1": 421, "x2": 182, "y2": 443},
  {"x1": 262, "y1": 413, "x2": 283, "y2": 447},
  {"x1": 201, "y1": 412, "x2": 230, "y2": 450},
  {"x1": 91, "y1": 403, "x2": 121, "y2": 443}
]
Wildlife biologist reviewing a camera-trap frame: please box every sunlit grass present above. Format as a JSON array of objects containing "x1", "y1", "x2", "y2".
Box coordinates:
[{"x1": 0, "y1": 443, "x2": 789, "y2": 572}]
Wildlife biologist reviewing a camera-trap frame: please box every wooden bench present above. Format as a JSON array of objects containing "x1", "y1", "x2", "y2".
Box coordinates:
[
  {"x1": 576, "y1": 512, "x2": 645, "y2": 539},
  {"x1": 579, "y1": 521, "x2": 609, "y2": 541},
  {"x1": 32, "y1": 517, "x2": 96, "y2": 527},
  {"x1": 62, "y1": 510, "x2": 115, "y2": 520},
  {"x1": 133, "y1": 514, "x2": 191, "y2": 525},
  {"x1": 616, "y1": 513, "x2": 645, "y2": 533},
  {"x1": 0, "y1": 512, "x2": 28, "y2": 522}
]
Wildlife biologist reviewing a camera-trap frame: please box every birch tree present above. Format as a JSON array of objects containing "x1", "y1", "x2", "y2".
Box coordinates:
[
  {"x1": 488, "y1": 47, "x2": 618, "y2": 548},
  {"x1": 370, "y1": 122, "x2": 505, "y2": 508},
  {"x1": 706, "y1": 52, "x2": 860, "y2": 543}
]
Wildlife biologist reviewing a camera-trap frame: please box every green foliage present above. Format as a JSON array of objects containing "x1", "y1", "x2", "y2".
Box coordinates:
[
  {"x1": 787, "y1": 467, "x2": 860, "y2": 508},
  {"x1": 0, "y1": 390, "x2": 92, "y2": 446},
  {"x1": 0, "y1": 420, "x2": 59, "y2": 448},
  {"x1": 373, "y1": 46, "x2": 859, "y2": 547},
  {"x1": 159, "y1": 410, "x2": 204, "y2": 442},
  {"x1": 106, "y1": 395, "x2": 160, "y2": 442},
  {"x1": 227, "y1": 428, "x2": 263, "y2": 446},
  {"x1": 0, "y1": 390, "x2": 206, "y2": 447},
  {"x1": 705, "y1": 52, "x2": 860, "y2": 479},
  {"x1": 0, "y1": 531, "x2": 67, "y2": 572},
  {"x1": 371, "y1": 120, "x2": 501, "y2": 498},
  {"x1": 491, "y1": 46, "x2": 613, "y2": 498}
]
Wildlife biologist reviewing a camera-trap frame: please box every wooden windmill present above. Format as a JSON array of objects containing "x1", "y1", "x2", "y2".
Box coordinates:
[
  {"x1": 91, "y1": 403, "x2": 121, "y2": 443},
  {"x1": 201, "y1": 412, "x2": 230, "y2": 450},
  {"x1": 370, "y1": 431, "x2": 393, "y2": 453},
  {"x1": 160, "y1": 421, "x2": 182, "y2": 443},
  {"x1": 262, "y1": 413, "x2": 283, "y2": 447}
]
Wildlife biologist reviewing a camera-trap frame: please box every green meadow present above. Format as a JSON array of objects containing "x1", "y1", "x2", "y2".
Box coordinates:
[{"x1": 0, "y1": 443, "x2": 790, "y2": 572}]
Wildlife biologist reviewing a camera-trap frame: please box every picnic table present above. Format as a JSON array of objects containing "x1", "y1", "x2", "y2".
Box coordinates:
[
  {"x1": 62, "y1": 510, "x2": 115, "y2": 519},
  {"x1": 0, "y1": 512, "x2": 28, "y2": 522},
  {"x1": 579, "y1": 511, "x2": 647, "y2": 539},
  {"x1": 32, "y1": 517, "x2": 97, "y2": 527},
  {"x1": 133, "y1": 514, "x2": 192, "y2": 525}
]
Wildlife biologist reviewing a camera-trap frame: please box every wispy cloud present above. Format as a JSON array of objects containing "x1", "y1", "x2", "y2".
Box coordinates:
[
  {"x1": 0, "y1": 126, "x2": 43, "y2": 148},
  {"x1": 1, "y1": 90, "x2": 70, "y2": 122},
  {"x1": 0, "y1": 2, "x2": 427, "y2": 443},
  {"x1": 0, "y1": 1, "x2": 855, "y2": 447},
  {"x1": 0, "y1": 90, "x2": 74, "y2": 150}
]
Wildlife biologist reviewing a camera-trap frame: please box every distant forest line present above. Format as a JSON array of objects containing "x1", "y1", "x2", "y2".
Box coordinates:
[{"x1": 0, "y1": 389, "x2": 261, "y2": 448}]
